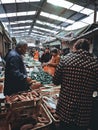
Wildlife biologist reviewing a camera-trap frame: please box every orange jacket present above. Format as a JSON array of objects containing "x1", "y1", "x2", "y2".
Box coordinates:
[
  {"x1": 33, "y1": 50, "x2": 39, "y2": 60},
  {"x1": 43, "y1": 54, "x2": 60, "y2": 76}
]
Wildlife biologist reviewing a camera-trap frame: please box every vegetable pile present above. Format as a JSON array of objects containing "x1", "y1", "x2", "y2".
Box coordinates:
[{"x1": 31, "y1": 69, "x2": 53, "y2": 85}]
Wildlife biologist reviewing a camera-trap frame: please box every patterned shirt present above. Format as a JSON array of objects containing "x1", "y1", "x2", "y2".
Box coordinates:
[{"x1": 53, "y1": 49, "x2": 98, "y2": 127}]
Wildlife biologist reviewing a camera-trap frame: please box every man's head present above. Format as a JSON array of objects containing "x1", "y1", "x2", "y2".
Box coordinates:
[
  {"x1": 73, "y1": 38, "x2": 90, "y2": 52},
  {"x1": 16, "y1": 41, "x2": 28, "y2": 55}
]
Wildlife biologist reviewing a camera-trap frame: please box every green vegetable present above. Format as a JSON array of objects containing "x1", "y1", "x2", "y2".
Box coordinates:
[{"x1": 31, "y1": 69, "x2": 53, "y2": 85}]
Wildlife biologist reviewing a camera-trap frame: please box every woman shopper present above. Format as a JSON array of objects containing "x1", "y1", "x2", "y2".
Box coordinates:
[{"x1": 53, "y1": 38, "x2": 98, "y2": 130}]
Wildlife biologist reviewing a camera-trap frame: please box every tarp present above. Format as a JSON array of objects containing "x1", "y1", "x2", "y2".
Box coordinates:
[{"x1": 57, "y1": 23, "x2": 98, "y2": 41}]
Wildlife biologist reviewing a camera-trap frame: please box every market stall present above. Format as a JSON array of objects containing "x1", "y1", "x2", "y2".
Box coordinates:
[
  {"x1": 0, "y1": 55, "x2": 60, "y2": 130},
  {"x1": 0, "y1": 88, "x2": 54, "y2": 130}
]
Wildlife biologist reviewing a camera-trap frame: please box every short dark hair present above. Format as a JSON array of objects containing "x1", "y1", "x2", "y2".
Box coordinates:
[
  {"x1": 73, "y1": 38, "x2": 90, "y2": 51},
  {"x1": 62, "y1": 48, "x2": 70, "y2": 55},
  {"x1": 51, "y1": 48, "x2": 58, "y2": 54}
]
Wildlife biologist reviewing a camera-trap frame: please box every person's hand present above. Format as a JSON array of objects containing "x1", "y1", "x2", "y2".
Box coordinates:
[
  {"x1": 28, "y1": 79, "x2": 36, "y2": 85},
  {"x1": 42, "y1": 62, "x2": 48, "y2": 67},
  {"x1": 30, "y1": 82, "x2": 42, "y2": 90},
  {"x1": 47, "y1": 62, "x2": 51, "y2": 66},
  {"x1": 26, "y1": 77, "x2": 32, "y2": 83}
]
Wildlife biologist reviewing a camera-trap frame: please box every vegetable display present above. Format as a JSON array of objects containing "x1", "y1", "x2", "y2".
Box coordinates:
[{"x1": 31, "y1": 69, "x2": 53, "y2": 85}]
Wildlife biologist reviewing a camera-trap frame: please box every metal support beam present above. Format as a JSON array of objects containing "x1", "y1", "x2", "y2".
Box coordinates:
[
  {"x1": 0, "y1": 3, "x2": 10, "y2": 26},
  {"x1": 28, "y1": 0, "x2": 47, "y2": 35},
  {"x1": 94, "y1": 4, "x2": 97, "y2": 23}
]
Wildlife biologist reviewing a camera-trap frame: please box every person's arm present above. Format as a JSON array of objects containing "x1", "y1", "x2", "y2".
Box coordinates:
[
  {"x1": 48, "y1": 56, "x2": 60, "y2": 67},
  {"x1": 9, "y1": 56, "x2": 33, "y2": 89},
  {"x1": 92, "y1": 59, "x2": 98, "y2": 98},
  {"x1": 53, "y1": 59, "x2": 63, "y2": 85},
  {"x1": 9, "y1": 56, "x2": 27, "y2": 81},
  {"x1": 95, "y1": 63, "x2": 98, "y2": 94}
]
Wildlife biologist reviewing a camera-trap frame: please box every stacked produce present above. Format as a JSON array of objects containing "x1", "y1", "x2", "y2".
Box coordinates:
[
  {"x1": 4, "y1": 88, "x2": 52, "y2": 130},
  {"x1": 9, "y1": 105, "x2": 52, "y2": 130},
  {"x1": 5, "y1": 90, "x2": 41, "y2": 109},
  {"x1": 5, "y1": 90, "x2": 40, "y2": 103},
  {"x1": 31, "y1": 69, "x2": 53, "y2": 85}
]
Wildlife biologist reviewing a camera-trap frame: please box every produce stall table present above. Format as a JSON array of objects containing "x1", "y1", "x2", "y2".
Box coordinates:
[
  {"x1": 0, "y1": 90, "x2": 53, "y2": 130},
  {"x1": 0, "y1": 93, "x2": 11, "y2": 130},
  {"x1": 41, "y1": 85, "x2": 61, "y2": 130}
]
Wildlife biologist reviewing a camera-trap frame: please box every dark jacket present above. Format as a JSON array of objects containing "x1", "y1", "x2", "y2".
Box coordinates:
[
  {"x1": 39, "y1": 52, "x2": 51, "y2": 63},
  {"x1": 53, "y1": 50, "x2": 98, "y2": 127},
  {"x1": 4, "y1": 49, "x2": 29, "y2": 96}
]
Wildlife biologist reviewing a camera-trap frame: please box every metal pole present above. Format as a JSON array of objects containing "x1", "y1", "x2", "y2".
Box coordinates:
[{"x1": 94, "y1": 4, "x2": 97, "y2": 23}]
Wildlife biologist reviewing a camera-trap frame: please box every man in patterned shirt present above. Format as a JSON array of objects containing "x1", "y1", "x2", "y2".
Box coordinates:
[{"x1": 53, "y1": 38, "x2": 98, "y2": 130}]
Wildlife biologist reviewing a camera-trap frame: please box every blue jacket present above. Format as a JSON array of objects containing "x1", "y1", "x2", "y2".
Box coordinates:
[{"x1": 4, "y1": 49, "x2": 29, "y2": 96}]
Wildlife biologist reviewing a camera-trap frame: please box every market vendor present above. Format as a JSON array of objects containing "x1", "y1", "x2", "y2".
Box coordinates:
[
  {"x1": 33, "y1": 49, "x2": 39, "y2": 61},
  {"x1": 42, "y1": 48, "x2": 60, "y2": 76},
  {"x1": 4, "y1": 41, "x2": 40, "y2": 96}
]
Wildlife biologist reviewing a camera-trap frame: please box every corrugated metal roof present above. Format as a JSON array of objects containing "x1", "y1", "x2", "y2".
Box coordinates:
[{"x1": 0, "y1": 0, "x2": 98, "y2": 43}]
